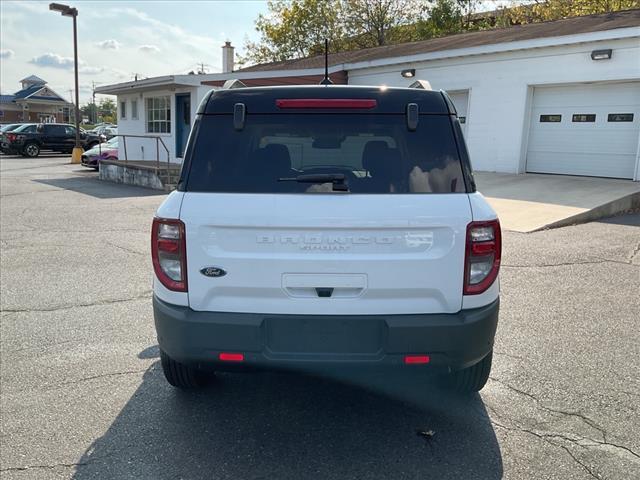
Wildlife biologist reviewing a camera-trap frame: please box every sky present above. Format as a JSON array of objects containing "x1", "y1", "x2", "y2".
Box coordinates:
[
  {"x1": 0, "y1": 0, "x2": 511, "y2": 105},
  {"x1": 0, "y1": 0, "x2": 269, "y2": 104}
]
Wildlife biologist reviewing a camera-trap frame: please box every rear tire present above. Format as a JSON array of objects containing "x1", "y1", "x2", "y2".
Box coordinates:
[
  {"x1": 447, "y1": 350, "x2": 493, "y2": 394},
  {"x1": 23, "y1": 142, "x2": 40, "y2": 157},
  {"x1": 160, "y1": 349, "x2": 209, "y2": 389}
]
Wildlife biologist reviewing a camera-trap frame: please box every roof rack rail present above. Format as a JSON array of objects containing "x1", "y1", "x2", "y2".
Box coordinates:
[
  {"x1": 222, "y1": 79, "x2": 247, "y2": 89},
  {"x1": 408, "y1": 80, "x2": 432, "y2": 91}
]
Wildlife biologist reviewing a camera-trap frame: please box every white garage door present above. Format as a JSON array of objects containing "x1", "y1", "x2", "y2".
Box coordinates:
[
  {"x1": 526, "y1": 82, "x2": 640, "y2": 179},
  {"x1": 447, "y1": 90, "x2": 469, "y2": 136}
]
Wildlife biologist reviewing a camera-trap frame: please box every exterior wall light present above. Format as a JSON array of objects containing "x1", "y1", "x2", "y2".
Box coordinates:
[
  {"x1": 591, "y1": 49, "x2": 612, "y2": 60},
  {"x1": 401, "y1": 69, "x2": 416, "y2": 78}
]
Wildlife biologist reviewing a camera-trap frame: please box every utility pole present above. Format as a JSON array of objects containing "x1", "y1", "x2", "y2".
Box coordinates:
[
  {"x1": 92, "y1": 81, "x2": 97, "y2": 124},
  {"x1": 68, "y1": 89, "x2": 74, "y2": 123},
  {"x1": 50, "y1": 3, "x2": 82, "y2": 163}
]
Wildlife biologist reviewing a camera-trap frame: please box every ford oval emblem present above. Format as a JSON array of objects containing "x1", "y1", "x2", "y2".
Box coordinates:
[{"x1": 200, "y1": 266, "x2": 227, "y2": 278}]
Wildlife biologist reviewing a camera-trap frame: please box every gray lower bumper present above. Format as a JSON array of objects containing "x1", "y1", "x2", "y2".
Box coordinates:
[{"x1": 153, "y1": 296, "x2": 499, "y2": 372}]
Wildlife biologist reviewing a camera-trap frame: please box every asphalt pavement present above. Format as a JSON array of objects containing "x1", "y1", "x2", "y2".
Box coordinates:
[{"x1": 1, "y1": 155, "x2": 639, "y2": 479}]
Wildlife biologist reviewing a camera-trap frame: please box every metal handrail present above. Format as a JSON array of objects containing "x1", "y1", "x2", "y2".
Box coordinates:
[{"x1": 97, "y1": 133, "x2": 174, "y2": 185}]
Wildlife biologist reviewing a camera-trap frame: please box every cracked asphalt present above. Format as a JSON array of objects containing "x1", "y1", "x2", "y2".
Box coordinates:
[{"x1": 1, "y1": 155, "x2": 639, "y2": 479}]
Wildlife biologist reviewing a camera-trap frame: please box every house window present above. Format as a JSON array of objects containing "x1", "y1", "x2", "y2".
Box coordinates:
[
  {"x1": 540, "y1": 114, "x2": 561, "y2": 123},
  {"x1": 131, "y1": 99, "x2": 138, "y2": 120},
  {"x1": 146, "y1": 96, "x2": 171, "y2": 133},
  {"x1": 572, "y1": 114, "x2": 595, "y2": 123},
  {"x1": 120, "y1": 100, "x2": 126, "y2": 119},
  {"x1": 607, "y1": 113, "x2": 633, "y2": 122}
]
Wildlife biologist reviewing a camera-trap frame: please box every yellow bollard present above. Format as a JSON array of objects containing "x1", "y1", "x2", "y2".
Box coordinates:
[{"x1": 71, "y1": 146, "x2": 83, "y2": 164}]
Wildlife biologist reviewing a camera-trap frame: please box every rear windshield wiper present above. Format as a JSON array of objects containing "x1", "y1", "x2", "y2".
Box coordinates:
[{"x1": 278, "y1": 173, "x2": 349, "y2": 192}]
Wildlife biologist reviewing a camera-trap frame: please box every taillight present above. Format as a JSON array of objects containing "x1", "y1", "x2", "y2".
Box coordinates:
[
  {"x1": 464, "y1": 219, "x2": 501, "y2": 295},
  {"x1": 151, "y1": 217, "x2": 187, "y2": 292},
  {"x1": 6, "y1": 133, "x2": 16, "y2": 142}
]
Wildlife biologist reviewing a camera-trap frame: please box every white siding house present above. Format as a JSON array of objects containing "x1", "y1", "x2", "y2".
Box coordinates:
[
  {"x1": 97, "y1": 10, "x2": 640, "y2": 180},
  {"x1": 346, "y1": 34, "x2": 640, "y2": 179},
  {"x1": 97, "y1": 76, "x2": 218, "y2": 164}
]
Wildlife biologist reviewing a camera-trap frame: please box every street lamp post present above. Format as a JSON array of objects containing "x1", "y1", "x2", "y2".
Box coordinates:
[{"x1": 49, "y1": 3, "x2": 82, "y2": 164}]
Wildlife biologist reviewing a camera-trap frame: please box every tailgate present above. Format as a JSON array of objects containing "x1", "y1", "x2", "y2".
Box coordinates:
[{"x1": 181, "y1": 193, "x2": 471, "y2": 315}]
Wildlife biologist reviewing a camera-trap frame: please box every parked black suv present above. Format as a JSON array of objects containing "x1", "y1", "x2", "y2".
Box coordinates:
[{"x1": 2, "y1": 123, "x2": 102, "y2": 157}]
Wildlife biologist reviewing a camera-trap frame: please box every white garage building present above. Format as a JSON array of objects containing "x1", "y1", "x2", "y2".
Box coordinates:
[{"x1": 98, "y1": 9, "x2": 640, "y2": 180}]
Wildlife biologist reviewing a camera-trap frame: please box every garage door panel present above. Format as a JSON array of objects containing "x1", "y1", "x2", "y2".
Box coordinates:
[
  {"x1": 526, "y1": 82, "x2": 640, "y2": 179},
  {"x1": 530, "y1": 83, "x2": 640, "y2": 107},
  {"x1": 528, "y1": 130, "x2": 637, "y2": 155},
  {"x1": 527, "y1": 151, "x2": 637, "y2": 179}
]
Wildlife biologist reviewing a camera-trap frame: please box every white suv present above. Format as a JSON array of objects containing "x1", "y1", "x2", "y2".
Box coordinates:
[{"x1": 152, "y1": 85, "x2": 500, "y2": 393}]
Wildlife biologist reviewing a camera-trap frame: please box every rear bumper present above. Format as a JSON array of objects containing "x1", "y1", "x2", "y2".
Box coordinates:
[
  {"x1": 1, "y1": 143, "x2": 21, "y2": 154},
  {"x1": 153, "y1": 296, "x2": 499, "y2": 373}
]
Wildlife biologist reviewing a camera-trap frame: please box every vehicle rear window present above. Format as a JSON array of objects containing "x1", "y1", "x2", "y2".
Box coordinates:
[{"x1": 184, "y1": 114, "x2": 465, "y2": 194}]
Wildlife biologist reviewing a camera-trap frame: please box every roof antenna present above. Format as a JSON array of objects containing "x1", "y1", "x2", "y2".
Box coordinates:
[{"x1": 320, "y1": 39, "x2": 333, "y2": 85}]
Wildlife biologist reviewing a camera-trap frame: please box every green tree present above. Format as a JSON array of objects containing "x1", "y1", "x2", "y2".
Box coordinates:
[
  {"x1": 455, "y1": 0, "x2": 483, "y2": 30},
  {"x1": 242, "y1": 0, "x2": 639, "y2": 66},
  {"x1": 342, "y1": 0, "x2": 428, "y2": 48},
  {"x1": 242, "y1": 0, "x2": 346, "y2": 64},
  {"x1": 80, "y1": 103, "x2": 97, "y2": 123},
  {"x1": 415, "y1": 0, "x2": 464, "y2": 38},
  {"x1": 97, "y1": 98, "x2": 117, "y2": 124},
  {"x1": 505, "y1": 0, "x2": 640, "y2": 24},
  {"x1": 241, "y1": 0, "x2": 429, "y2": 64}
]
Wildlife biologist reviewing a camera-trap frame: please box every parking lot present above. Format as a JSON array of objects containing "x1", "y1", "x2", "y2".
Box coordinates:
[{"x1": 1, "y1": 155, "x2": 639, "y2": 479}]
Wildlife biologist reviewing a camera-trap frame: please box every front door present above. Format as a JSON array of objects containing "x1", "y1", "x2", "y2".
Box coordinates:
[{"x1": 175, "y1": 93, "x2": 191, "y2": 158}]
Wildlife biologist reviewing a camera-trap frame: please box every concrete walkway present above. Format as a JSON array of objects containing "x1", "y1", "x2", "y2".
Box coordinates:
[{"x1": 474, "y1": 172, "x2": 640, "y2": 232}]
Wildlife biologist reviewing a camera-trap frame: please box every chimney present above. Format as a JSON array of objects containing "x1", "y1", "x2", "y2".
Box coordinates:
[{"x1": 222, "y1": 41, "x2": 235, "y2": 73}]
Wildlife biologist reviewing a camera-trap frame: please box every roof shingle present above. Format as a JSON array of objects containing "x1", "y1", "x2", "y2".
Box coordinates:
[{"x1": 13, "y1": 85, "x2": 45, "y2": 99}]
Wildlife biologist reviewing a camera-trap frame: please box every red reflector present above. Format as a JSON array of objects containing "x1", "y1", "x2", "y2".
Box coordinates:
[
  {"x1": 471, "y1": 241, "x2": 495, "y2": 255},
  {"x1": 157, "y1": 239, "x2": 179, "y2": 253},
  {"x1": 404, "y1": 355, "x2": 430, "y2": 365},
  {"x1": 219, "y1": 352, "x2": 244, "y2": 362},
  {"x1": 276, "y1": 99, "x2": 377, "y2": 109}
]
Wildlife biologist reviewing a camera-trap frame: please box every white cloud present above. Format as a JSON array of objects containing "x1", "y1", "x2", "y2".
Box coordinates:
[
  {"x1": 0, "y1": 49, "x2": 15, "y2": 59},
  {"x1": 96, "y1": 39, "x2": 121, "y2": 50},
  {"x1": 29, "y1": 53, "x2": 104, "y2": 75},
  {"x1": 30, "y1": 53, "x2": 74, "y2": 69},
  {"x1": 138, "y1": 44, "x2": 160, "y2": 53}
]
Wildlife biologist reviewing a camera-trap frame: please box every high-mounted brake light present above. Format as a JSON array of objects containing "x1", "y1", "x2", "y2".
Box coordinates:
[
  {"x1": 464, "y1": 219, "x2": 501, "y2": 295},
  {"x1": 151, "y1": 217, "x2": 188, "y2": 292},
  {"x1": 276, "y1": 99, "x2": 377, "y2": 109}
]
